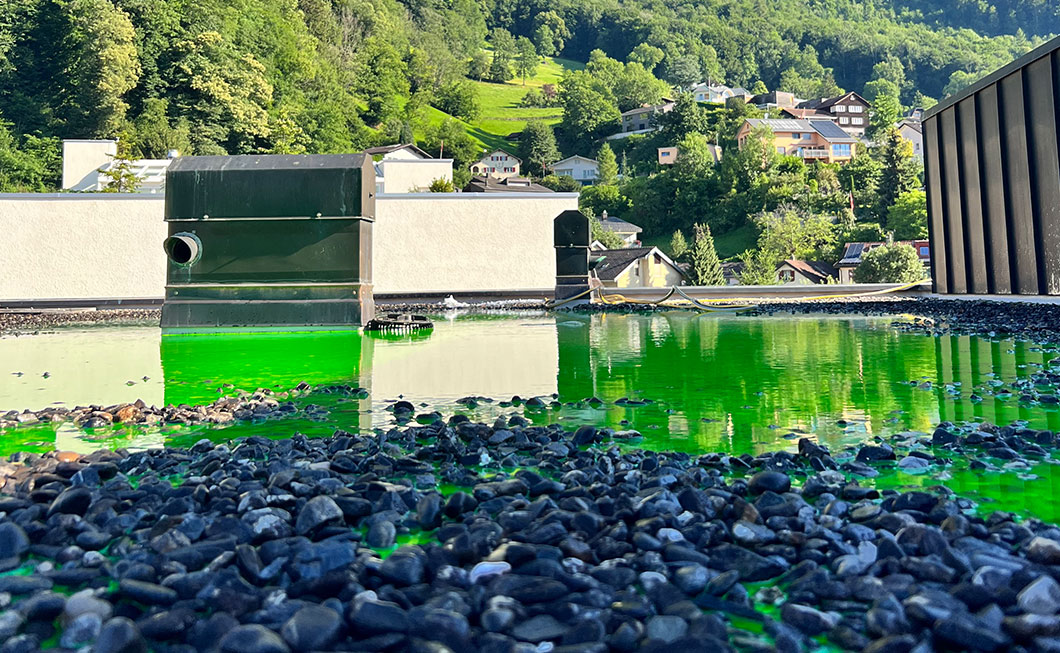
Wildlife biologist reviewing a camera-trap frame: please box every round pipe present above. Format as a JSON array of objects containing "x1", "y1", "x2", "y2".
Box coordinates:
[{"x1": 163, "y1": 232, "x2": 202, "y2": 267}]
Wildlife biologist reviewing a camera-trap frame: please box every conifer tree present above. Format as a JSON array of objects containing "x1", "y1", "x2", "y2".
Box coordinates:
[
  {"x1": 690, "y1": 223, "x2": 724, "y2": 286},
  {"x1": 596, "y1": 142, "x2": 618, "y2": 186},
  {"x1": 670, "y1": 229, "x2": 688, "y2": 259}
]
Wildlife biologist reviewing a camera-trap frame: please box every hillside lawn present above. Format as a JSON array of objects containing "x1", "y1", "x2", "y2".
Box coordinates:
[
  {"x1": 640, "y1": 221, "x2": 758, "y2": 261},
  {"x1": 421, "y1": 56, "x2": 583, "y2": 152}
]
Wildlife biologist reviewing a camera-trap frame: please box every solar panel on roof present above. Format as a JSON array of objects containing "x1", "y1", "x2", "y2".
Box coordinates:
[{"x1": 811, "y1": 121, "x2": 855, "y2": 140}]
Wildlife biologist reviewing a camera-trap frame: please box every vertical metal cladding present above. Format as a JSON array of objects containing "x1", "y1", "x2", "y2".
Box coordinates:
[{"x1": 924, "y1": 36, "x2": 1060, "y2": 295}]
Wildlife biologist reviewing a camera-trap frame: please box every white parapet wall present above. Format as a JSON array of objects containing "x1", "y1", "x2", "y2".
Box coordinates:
[
  {"x1": 0, "y1": 194, "x2": 167, "y2": 302},
  {"x1": 0, "y1": 191, "x2": 579, "y2": 302},
  {"x1": 373, "y1": 193, "x2": 579, "y2": 294}
]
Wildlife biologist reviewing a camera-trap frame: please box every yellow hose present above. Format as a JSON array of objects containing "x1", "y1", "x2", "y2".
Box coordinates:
[{"x1": 547, "y1": 278, "x2": 925, "y2": 312}]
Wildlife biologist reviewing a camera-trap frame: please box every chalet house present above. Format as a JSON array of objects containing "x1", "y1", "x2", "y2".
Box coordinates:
[
  {"x1": 776, "y1": 260, "x2": 838, "y2": 284},
  {"x1": 591, "y1": 246, "x2": 685, "y2": 288},
  {"x1": 550, "y1": 155, "x2": 599, "y2": 185},
  {"x1": 836, "y1": 240, "x2": 930, "y2": 283},
  {"x1": 897, "y1": 119, "x2": 923, "y2": 160},
  {"x1": 471, "y1": 150, "x2": 521, "y2": 179},
  {"x1": 691, "y1": 83, "x2": 735, "y2": 104},
  {"x1": 736, "y1": 119, "x2": 857, "y2": 164},
  {"x1": 796, "y1": 92, "x2": 871, "y2": 137},
  {"x1": 597, "y1": 212, "x2": 642, "y2": 246},
  {"x1": 462, "y1": 175, "x2": 552, "y2": 193},
  {"x1": 617, "y1": 100, "x2": 675, "y2": 135},
  {"x1": 721, "y1": 261, "x2": 744, "y2": 285}
]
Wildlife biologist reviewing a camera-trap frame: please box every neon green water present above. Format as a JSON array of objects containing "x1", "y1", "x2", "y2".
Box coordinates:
[{"x1": 2, "y1": 312, "x2": 1058, "y2": 518}]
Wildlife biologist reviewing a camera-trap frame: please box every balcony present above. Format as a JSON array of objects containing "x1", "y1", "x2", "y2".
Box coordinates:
[{"x1": 796, "y1": 148, "x2": 830, "y2": 159}]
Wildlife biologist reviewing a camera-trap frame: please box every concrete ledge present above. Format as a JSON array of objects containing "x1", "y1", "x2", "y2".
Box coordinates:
[{"x1": 0, "y1": 193, "x2": 165, "y2": 200}]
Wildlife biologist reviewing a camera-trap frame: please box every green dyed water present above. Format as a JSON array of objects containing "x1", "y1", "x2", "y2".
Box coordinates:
[{"x1": 2, "y1": 312, "x2": 1059, "y2": 518}]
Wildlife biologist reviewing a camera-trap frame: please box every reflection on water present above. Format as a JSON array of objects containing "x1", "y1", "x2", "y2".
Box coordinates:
[{"x1": 1, "y1": 312, "x2": 1056, "y2": 456}]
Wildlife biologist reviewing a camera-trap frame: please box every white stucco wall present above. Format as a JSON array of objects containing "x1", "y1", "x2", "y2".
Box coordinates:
[
  {"x1": 373, "y1": 193, "x2": 579, "y2": 294},
  {"x1": 378, "y1": 159, "x2": 453, "y2": 193},
  {"x1": 0, "y1": 194, "x2": 166, "y2": 301},
  {"x1": 1, "y1": 191, "x2": 579, "y2": 301},
  {"x1": 62, "y1": 140, "x2": 117, "y2": 191}
]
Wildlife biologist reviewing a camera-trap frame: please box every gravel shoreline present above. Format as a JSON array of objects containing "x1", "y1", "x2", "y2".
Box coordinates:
[{"x1": 1, "y1": 413, "x2": 1059, "y2": 652}]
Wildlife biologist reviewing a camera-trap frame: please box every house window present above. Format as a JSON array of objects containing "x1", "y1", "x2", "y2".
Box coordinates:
[
  {"x1": 661, "y1": 151, "x2": 670, "y2": 157},
  {"x1": 839, "y1": 116, "x2": 849, "y2": 124},
  {"x1": 851, "y1": 117, "x2": 863, "y2": 125},
  {"x1": 919, "y1": 246, "x2": 930, "y2": 256},
  {"x1": 777, "y1": 146, "x2": 785, "y2": 154},
  {"x1": 832, "y1": 144, "x2": 852, "y2": 157},
  {"x1": 802, "y1": 133, "x2": 813, "y2": 140},
  {"x1": 835, "y1": 105, "x2": 846, "y2": 112},
  {"x1": 849, "y1": 105, "x2": 863, "y2": 113},
  {"x1": 779, "y1": 270, "x2": 795, "y2": 282},
  {"x1": 653, "y1": 253, "x2": 662, "y2": 264}
]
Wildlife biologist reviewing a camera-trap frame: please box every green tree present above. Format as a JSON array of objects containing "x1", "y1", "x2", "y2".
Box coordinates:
[
  {"x1": 664, "y1": 54, "x2": 701, "y2": 89},
  {"x1": 659, "y1": 93, "x2": 711, "y2": 142},
  {"x1": 868, "y1": 94, "x2": 901, "y2": 141},
  {"x1": 739, "y1": 248, "x2": 780, "y2": 285},
  {"x1": 131, "y1": 98, "x2": 191, "y2": 158},
  {"x1": 689, "y1": 223, "x2": 724, "y2": 285},
  {"x1": 597, "y1": 143, "x2": 618, "y2": 186},
  {"x1": 670, "y1": 229, "x2": 689, "y2": 259},
  {"x1": 753, "y1": 206, "x2": 836, "y2": 260},
  {"x1": 628, "y1": 44, "x2": 665, "y2": 72},
  {"x1": 540, "y1": 174, "x2": 581, "y2": 192},
  {"x1": 99, "y1": 154, "x2": 142, "y2": 193},
  {"x1": 590, "y1": 216, "x2": 626, "y2": 248},
  {"x1": 428, "y1": 177, "x2": 455, "y2": 192},
  {"x1": 420, "y1": 118, "x2": 482, "y2": 186},
  {"x1": 518, "y1": 119, "x2": 559, "y2": 177},
  {"x1": 863, "y1": 78, "x2": 901, "y2": 106},
  {"x1": 434, "y1": 79, "x2": 479, "y2": 121},
  {"x1": 558, "y1": 70, "x2": 620, "y2": 150},
  {"x1": 532, "y1": 11, "x2": 569, "y2": 57},
  {"x1": 853, "y1": 242, "x2": 926, "y2": 283},
  {"x1": 468, "y1": 50, "x2": 490, "y2": 80},
  {"x1": 488, "y1": 28, "x2": 516, "y2": 83},
  {"x1": 614, "y1": 62, "x2": 669, "y2": 112},
  {"x1": 877, "y1": 127, "x2": 921, "y2": 212},
  {"x1": 751, "y1": 81, "x2": 769, "y2": 95},
  {"x1": 0, "y1": 122, "x2": 60, "y2": 192},
  {"x1": 887, "y1": 189, "x2": 928, "y2": 239},
  {"x1": 515, "y1": 37, "x2": 538, "y2": 85}
]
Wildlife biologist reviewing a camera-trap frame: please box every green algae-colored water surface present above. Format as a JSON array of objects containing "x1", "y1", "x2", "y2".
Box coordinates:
[{"x1": 2, "y1": 312, "x2": 1059, "y2": 519}]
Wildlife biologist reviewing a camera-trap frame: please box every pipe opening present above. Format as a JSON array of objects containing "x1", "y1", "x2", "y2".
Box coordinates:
[{"x1": 164, "y1": 233, "x2": 201, "y2": 266}]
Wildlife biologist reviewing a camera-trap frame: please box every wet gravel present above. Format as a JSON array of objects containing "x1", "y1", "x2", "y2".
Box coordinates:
[
  {"x1": 1, "y1": 411, "x2": 1059, "y2": 652},
  {"x1": 0, "y1": 310, "x2": 159, "y2": 336}
]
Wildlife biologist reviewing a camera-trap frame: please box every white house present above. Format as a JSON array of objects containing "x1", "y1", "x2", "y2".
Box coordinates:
[
  {"x1": 550, "y1": 155, "x2": 599, "y2": 185},
  {"x1": 61, "y1": 140, "x2": 173, "y2": 193},
  {"x1": 897, "y1": 119, "x2": 923, "y2": 160},
  {"x1": 364, "y1": 143, "x2": 432, "y2": 160},
  {"x1": 367, "y1": 143, "x2": 452, "y2": 194},
  {"x1": 471, "y1": 150, "x2": 521, "y2": 179},
  {"x1": 691, "y1": 83, "x2": 735, "y2": 104}
]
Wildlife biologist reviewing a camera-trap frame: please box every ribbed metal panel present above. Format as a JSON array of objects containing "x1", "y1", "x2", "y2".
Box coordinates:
[{"x1": 924, "y1": 35, "x2": 1060, "y2": 295}]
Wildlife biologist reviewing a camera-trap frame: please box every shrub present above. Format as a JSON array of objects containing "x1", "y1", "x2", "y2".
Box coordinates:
[{"x1": 853, "y1": 242, "x2": 926, "y2": 283}]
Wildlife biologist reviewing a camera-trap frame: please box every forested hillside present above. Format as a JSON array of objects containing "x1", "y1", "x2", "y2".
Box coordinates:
[{"x1": 0, "y1": 0, "x2": 1053, "y2": 191}]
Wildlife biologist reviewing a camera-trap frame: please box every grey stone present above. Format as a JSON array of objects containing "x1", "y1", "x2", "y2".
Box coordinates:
[
  {"x1": 645, "y1": 615, "x2": 688, "y2": 644},
  {"x1": 1018, "y1": 576, "x2": 1060, "y2": 615},
  {"x1": 93, "y1": 617, "x2": 146, "y2": 653},
  {"x1": 61, "y1": 613, "x2": 103, "y2": 648},
  {"x1": 295, "y1": 496, "x2": 343, "y2": 535},
  {"x1": 219, "y1": 625, "x2": 291, "y2": 653},
  {"x1": 280, "y1": 605, "x2": 342, "y2": 650},
  {"x1": 0, "y1": 524, "x2": 29, "y2": 559},
  {"x1": 510, "y1": 614, "x2": 568, "y2": 643}
]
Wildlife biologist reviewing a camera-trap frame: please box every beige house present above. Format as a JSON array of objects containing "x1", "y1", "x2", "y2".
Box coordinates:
[
  {"x1": 470, "y1": 149, "x2": 521, "y2": 179},
  {"x1": 592, "y1": 246, "x2": 685, "y2": 288},
  {"x1": 737, "y1": 119, "x2": 857, "y2": 164},
  {"x1": 897, "y1": 120, "x2": 923, "y2": 160}
]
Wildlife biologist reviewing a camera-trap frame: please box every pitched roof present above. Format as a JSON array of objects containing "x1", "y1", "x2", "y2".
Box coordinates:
[
  {"x1": 620, "y1": 101, "x2": 674, "y2": 117},
  {"x1": 743, "y1": 119, "x2": 856, "y2": 143},
  {"x1": 898, "y1": 119, "x2": 923, "y2": 134},
  {"x1": 363, "y1": 143, "x2": 431, "y2": 158},
  {"x1": 591, "y1": 246, "x2": 683, "y2": 281},
  {"x1": 478, "y1": 149, "x2": 521, "y2": 164},
  {"x1": 796, "y1": 92, "x2": 870, "y2": 111},
  {"x1": 462, "y1": 175, "x2": 552, "y2": 193},
  {"x1": 779, "y1": 259, "x2": 838, "y2": 283},
  {"x1": 551, "y1": 155, "x2": 599, "y2": 167},
  {"x1": 598, "y1": 215, "x2": 642, "y2": 234},
  {"x1": 779, "y1": 107, "x2": 832, "y2": 120}
]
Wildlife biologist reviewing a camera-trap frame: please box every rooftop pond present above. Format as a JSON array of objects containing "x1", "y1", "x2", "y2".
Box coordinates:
[{"x1": 2, "y1": 311, "x2": 1059, "y2": 519}]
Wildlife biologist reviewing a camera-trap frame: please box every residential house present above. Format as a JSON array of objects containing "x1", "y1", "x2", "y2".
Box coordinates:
[
  {"x1": 470, "y1": 150, "x2": 521, "y2": 179},
  {"x1": 591, "y1": 246, "x2": 686, "y2": 288},
  {"x1": 736, "y1": 119, "x2": 857, "y2": 164},
  {"x1": 721, "y1": 261, "x2": 745, "y2": 285},
  {"x1": 551, "y1": 155, "x2": 599, "y2": 185},
  {"x1": 364, "y1": 143, "x2": 431, "y2": 160},
  {"x1": 61, "y1": 139, "x2": 173, "y2": 193},
  {"x1": 905, "y1": 107, "x2": 925, "y2": 121},
  {"x1": 749, "y1": 91, "x2": 799, "y2": 110},
  {"x1": 836, "y1": 240, "x2": 930, "y2": 283},
  {"x1": 691, "y1": 83, "x2": 735, "y2": 104},
  {"x1": 730, "y1": 87, "x2": 752, "y2": 100},
  {"x1": 897, "y1": 119, "x2": 923, "y2": 160},
  {"x1": 615, "y1": 100, "x2": 676, "y2": 137},
  {"x1": 462, "y1": 175, "x2": 553, "y2": 193},
  {"x1": 657, "y1": 144, "x2": 721, "y2": 165},
  {"x1": 597, "y1": 211, "x2": 642, "y2": 246},
  {"x1": 776, "y1": 260, "x2": 838, "y2": 284},
  {"x1": 796, "y1": 92, "x2": 871, "y2": 137}
]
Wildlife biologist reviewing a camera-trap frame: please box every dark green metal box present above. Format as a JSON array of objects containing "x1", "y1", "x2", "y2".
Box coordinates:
[{"x1": 161, "y1": 154, "x2": 375, "y2": 332}]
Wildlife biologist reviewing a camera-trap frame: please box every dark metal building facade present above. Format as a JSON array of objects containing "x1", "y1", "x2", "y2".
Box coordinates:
[{"x1": 924, "y1": 36, "x2": 1060, "y2": 295}]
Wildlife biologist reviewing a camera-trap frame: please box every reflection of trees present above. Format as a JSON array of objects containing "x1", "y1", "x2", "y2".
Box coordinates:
[{"x1": 557, "y1": 313, "x2": 944, "y2": 454}]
